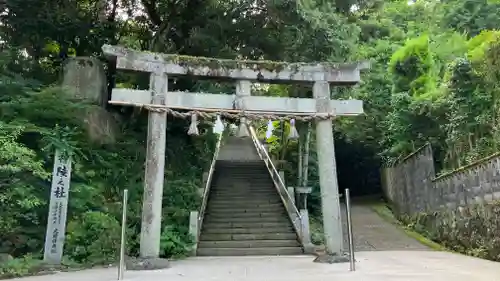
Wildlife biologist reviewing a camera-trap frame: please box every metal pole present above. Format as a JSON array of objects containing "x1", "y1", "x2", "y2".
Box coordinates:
[
  {"x1": 118, "y1": 189, "x2": 128, "y2": 280},
  {"x1": 345, "y1": 188, "x2": 355, "y2": 271}
]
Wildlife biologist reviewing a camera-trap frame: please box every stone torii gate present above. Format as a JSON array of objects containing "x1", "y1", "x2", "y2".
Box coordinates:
[{"x1": 102, "y1": 44, "x2": 368, "y2": 259}]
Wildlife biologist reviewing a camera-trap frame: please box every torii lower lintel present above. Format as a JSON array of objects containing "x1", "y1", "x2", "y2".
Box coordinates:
[{"x1": 110, "y1": 89, "x2": 364, "y2": 117}]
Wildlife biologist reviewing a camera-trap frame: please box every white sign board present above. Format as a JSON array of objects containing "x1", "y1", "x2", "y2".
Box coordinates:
[{"x1": 43, "y1": 149, "x2": 72, "y2": 264}]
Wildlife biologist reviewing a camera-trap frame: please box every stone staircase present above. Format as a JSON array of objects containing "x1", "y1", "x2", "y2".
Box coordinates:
[{"x1": 197, "y1": 161, "x2": 303, "y2": 256}]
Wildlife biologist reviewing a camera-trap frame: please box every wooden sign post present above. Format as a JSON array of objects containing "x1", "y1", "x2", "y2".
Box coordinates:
[{"x1": 43, "y1": 150, "x2": 72, "y2": 264}]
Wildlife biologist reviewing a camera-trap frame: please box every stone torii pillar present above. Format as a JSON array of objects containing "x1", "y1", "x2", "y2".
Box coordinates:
[
  {"x1": 314, "y1": 81, "x2": 344, "y2": 258},
  {"x1": 102, "y1": 44, "x2": 368, "y2": 259},
  {"x1": 140, "y1": 72, "x2": 168, "y2": 258}
]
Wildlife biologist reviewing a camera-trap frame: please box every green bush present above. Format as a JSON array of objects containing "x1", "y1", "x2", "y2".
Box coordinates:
[
  {"x1": 64, "y1": 211, "x2": 121, "y2": 264},
  {"x1": 159, "y1": 225, "x2": 194, "y2": 258},
  {"x1": 309, "y1": 217, "x2": 325, "y2": 245},
  {"x1": 0, "y1": 255, "x2": 44, "y2": 278},
  {"x1": 389, "y1": 35, "x2": 436, "y2": 97}
]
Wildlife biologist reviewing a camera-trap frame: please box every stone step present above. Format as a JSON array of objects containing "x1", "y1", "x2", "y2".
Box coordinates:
[
  {"x1": 214, "y1": 174, "x2": 271, "y2": 178},
  {"x1": 213, "y1": 175, "x2": 271, "y2": 178},
  {"x1": 211, "y1": 192, "x2": 276, "y2": 195},
  {"x1": 197, "y1": 247, "x2": 303, "y2": 256},
  {"x1": 213, "y1": 184, "x2": 272, "y2": 187},
  {"x1": 214, "y1": 176, "x2": 270, "y2": 178},
  {"x1": 214, "y1": 182, "x2": 272, "y2": 185},
  {"x1": 197, "y1": 160, "x2": 301, "y2": 257},
  {"x1": 206, "y1": 211, "x2": 286, "y2": 218},
  {"x1": 212, "y1": 178, "x2": 273, "y2": 183},
  {"x1": 204, "y1": 211, "x2": 286, "y2": 218},
  {"x1": 212, "y1": 178, "x2": 269, "y2": 181},
  {"x1": 210, "y1": 189, "x2": 276, "y2": 194},
  {"x1": 215, "y1": 164, "x2": 267, "y2": 168},
  {"x1": 214, "y1": 172, "x2": 270, "y2": 175},
  {"x1": 214, "y1": 182, "x2": 271, "y2": 184},
  {"x1": 215, "y1": 177, "x2": 270, "y2": 179},
  {"x1": 209, "y1": 197, "x2": 280, "y2": 202},
  {"x1": 209, "y1": 196, "x2": 280, "y2": 202},
  {"x1": 210, "y1": 193, "x2": 277, "y2": 197},
  {"x1": 208, "y1": 197, "x2": 281, "y2": 203},
  {"x1": 205, "y1": 205, "x2": 284, "y2": 212},
  {"x1": 205, "y1": 210, "x2": 288, "y2": 217},
  {"x1": 210, "y1": 194, "x2": 278, "y2": 199},
  {"x1": 210, "y1": 185, "x2": 276, "y2": 191},
  {"x1": 207, "y1": 205, "x2": 283, "y2": 211},
  {"x1": 203, "y1": 221, "x2": 292, "y2": 229},
  {"x1": 204, "y1": 216, "x2": 288, "y2": 223},
  {"x1": 200, "y1": 232, "x2": 298, "y2": 241},
  {"x1": 206, "y1": 202, "x2": 284, "y2": 210},
  {"x1": 207, "y1": 201, "x2": 285, "y2": 212},
  {"x1": 202, "y1": 226, "x2": 294, "y2": 234},
  {"x1": 206, "y1": 204, "x2": 283, "y2": 210},
  {"x1": 210, "y1": 191, "x2": 278, "y2": 196},
  {"x1": 198, "y1": 239, "x2": 300, "y2": 249},
  {"x1": 213, "y1": 180, "x2": 271, "y2": 184},
  {"x1": 205, "y1": 204, "x2": 285, "y2": 211},
  {"x1": 205, "y1": 204, "x2": 286, "y2": 210},
  {"x1": 216, "y1": 167, "x2": 269, "y2": 170},
  {"x1": 210, "y1": 188, "x2": 278, "y2": 195}
]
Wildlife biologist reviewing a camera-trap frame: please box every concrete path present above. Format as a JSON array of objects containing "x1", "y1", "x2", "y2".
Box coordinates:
[
  {"x1": 12, "y1": 203, "x2": 500, "y2": 280},
  {"x1": 14, "y1": 252, "x2": 500, "y2": 281},
  {"x1": 341, "y1": 203, "x2": 428, "y2": 251}
]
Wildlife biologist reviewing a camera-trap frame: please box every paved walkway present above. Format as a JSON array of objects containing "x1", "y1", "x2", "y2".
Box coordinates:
[
  {"x1": 341, "y1": 203, "x2": 428, "y2": 251},
  {"x1": 15, "y1": 252, "x2": 500, "y2": 281},
  {"x1": 13, "y1": 203, "x2": 500, "y2": 280}
]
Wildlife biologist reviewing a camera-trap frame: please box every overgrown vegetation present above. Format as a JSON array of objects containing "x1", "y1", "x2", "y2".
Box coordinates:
[
  {"x1": 2, "y1": 0, "x2": 500, "y2": 277},
  {"x1": 398, "y1": 201, "x2": 500, "y2": 260},
  {"x1": 371, "y1": 203, "x2": 446, "y2": 251},
  {"x1": 0, "y1": 71, "x2": 212, "y2": 276}
]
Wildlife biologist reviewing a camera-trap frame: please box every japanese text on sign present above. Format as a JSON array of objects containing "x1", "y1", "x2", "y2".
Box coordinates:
[
  {"x1": 43, "y1": 150, "x2": 72, "y2": 265},
  {"x1": 54, "y1": 165, "x2": 68, "y2": 198}
]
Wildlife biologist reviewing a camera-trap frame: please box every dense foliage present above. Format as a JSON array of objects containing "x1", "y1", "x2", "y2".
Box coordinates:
[
  {"x1": 1, "y1": 0, "x2": 500, "y2": 275},
  {"x1": 402, "y1": 201, "x2": 500, "y2": 261}
]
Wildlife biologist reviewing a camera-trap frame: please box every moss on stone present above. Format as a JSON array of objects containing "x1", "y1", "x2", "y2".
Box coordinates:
[
  {"x1": 105, "y1": 44, "x2": 356, "y2": 74},
  {"x1": 162, "y1": 54, "x2": 297, "y2": 73},
  {"x1": 159, "y1": 54, "x2": 351, "y2": 74}
]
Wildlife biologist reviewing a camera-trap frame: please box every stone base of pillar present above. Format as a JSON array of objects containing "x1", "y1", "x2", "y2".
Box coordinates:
[
  {"x1": 313, "y1": 253, "x2": 350, "y2": 264},
  {"x1": 125, "y1": 257, "x2": 171, "y2": 270}
]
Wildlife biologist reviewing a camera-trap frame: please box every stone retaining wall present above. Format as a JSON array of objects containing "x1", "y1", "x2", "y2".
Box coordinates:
[{"x1": 381, "y1": 144, "x2": 500, "y2": 215}]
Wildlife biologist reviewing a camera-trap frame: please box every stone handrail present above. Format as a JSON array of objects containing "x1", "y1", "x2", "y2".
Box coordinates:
[
  {"x1": 199, "y1": 135, "x2": 223, "y2": 230},
  {"x1": 248, "y1": 125, "x2": 304, "y2": 242},
  {"x1": 189, "y1": 134, "x2": 223, "y2": 254}
]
